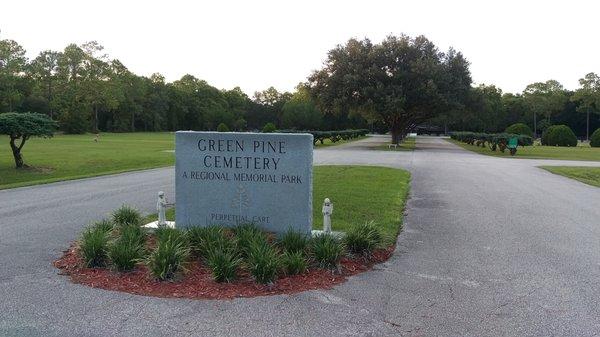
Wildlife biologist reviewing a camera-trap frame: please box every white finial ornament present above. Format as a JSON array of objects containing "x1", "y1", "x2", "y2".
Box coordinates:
[{"x1": 322, "y1": 198, "x2": 333, "y2": 233}]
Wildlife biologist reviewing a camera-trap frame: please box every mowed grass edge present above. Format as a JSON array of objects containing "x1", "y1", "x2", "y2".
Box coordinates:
[
  {"x1": 447, "y1": 138, "x2": 600, "y2": 161},
  {"x1": 540, "y1": 166, "x2": 600, "y2": 188},
  {"x1": 156, "y1": 165, "x2": 411, "y2": 245},
  {"x1": 0, "y1": 133, "x2": 371, "y2": 190}
]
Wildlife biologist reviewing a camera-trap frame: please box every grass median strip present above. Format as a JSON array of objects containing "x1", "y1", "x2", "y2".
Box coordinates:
[
  {"x1": 448, "y1": 138, "x2": 600, "y2": 161},
  {"x1": 540, "y1": 166, "x2": 600, "y2": 188}
]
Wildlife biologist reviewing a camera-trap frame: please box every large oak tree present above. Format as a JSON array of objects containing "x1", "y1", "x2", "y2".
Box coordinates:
[{"x1": 308, "y1": 35, "x2": 472, "y2": 143}]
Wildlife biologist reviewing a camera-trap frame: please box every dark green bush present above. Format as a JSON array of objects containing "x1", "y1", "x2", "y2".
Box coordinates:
[
  {"x1": 205, "y1": 244, "x2": 242, "y2": 283},
  {"x1": 217, "y1": 123, "x2": 230, "y2": 132},
  {"x1": 344, "y1": 221, "x2": 383, "y2": 255},
  {"x1": 112, "y1": 205, "x2": 142, "y2": 226},
  {"x1": 119, "y1": 224, "x2": 146, "y2": 247},
  {"x1": 281, "y1": 251, "x2": 307, "y2": 275},
  {"x1": 262, "y1": 122, "x2": 277, "y2": 133},
  {"x1": 311, "y1": 234, "x2": 344, "y2": 269},
  {"x1": 542, "y1": 125, "x2": 577, "y2": 147},
  {"x1": 590, "y1": 128, "x2": 600, "y2": 147},
  {"x1": 80, "y1": 226, "x2": 110, "y2": 268},
  {"x1": 279, "y1": 229, "x2": 309, "y2": 254},
  {"x1": 246, "y1": 240, "x2": 281, "y2": 284},
  {"x1": 505, "y1": 123, "x2": 533, "y2": 137},
  {"x1": 146, "y1": 236, "x2": 189, "y2": 280}
]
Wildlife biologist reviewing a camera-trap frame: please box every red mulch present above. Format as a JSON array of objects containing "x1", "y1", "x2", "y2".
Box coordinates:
[{"x1": 54, "y1": 244, "x2": 394, "y2": 300}]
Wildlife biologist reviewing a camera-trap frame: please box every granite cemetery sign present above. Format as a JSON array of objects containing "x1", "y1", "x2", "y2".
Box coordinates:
[{"x1": 175, "y1": 131, "x2": 313, "y2": 234}]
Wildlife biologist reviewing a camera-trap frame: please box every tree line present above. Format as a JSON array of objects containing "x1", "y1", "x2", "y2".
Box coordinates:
[
  {"x1": 0, "y1": 38, "x2": 365, "y2": 134},
  {"x1": 2, "y1": 34, "x2": 599, "y2": 142}
]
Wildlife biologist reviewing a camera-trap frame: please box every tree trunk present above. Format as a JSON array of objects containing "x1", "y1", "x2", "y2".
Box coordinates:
[
  {"x1": 93, "y1": 106, "x2": 99, "y2": 133},
  {"x1": 9, "y1": 136, "x2": 27, "y2": 169},
  {"x1": 391, "y1": 126, "x2": 401, "y2": 145}
]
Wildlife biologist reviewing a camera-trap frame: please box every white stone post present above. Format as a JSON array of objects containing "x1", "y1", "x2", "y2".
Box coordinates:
[{"x1": 322, "y1": 198, "x2": 333, "y2": 234}]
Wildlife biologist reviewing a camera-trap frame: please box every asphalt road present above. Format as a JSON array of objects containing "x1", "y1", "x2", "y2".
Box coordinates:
[{"x1": 2, "y1": 136, "x2": 600, "y2": 336}]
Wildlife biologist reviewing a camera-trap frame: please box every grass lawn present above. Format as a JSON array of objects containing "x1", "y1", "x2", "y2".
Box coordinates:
[
  {"x1": 540, "y1": 166, "x2": 600, "y2": 188},
  {"x1": 0, "y1": 132, "x2": 175, "y2": 190},
  {"x1": 155, "y1": 165, "x2": 410, "y2": 245},
  {"x1": 374, "y1": 136, "x2": 416, "y2": 151},
  {"x1": 448, "y1": 138, "x2": 600, "y2": 161},
  {"x1": 0, "y1": 132, "x2": 370, "y2": 190}
]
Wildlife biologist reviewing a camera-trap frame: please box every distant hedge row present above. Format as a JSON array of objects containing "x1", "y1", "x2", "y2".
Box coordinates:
[
  {"x1": 278, "y1": 129, "x2": 369, "y2": 145},
  {"x1": 451, "y1": 131, "x2": 533, "y2": 154}
]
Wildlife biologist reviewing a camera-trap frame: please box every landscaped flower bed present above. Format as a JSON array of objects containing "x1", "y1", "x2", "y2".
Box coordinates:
[{"x1": 54, "y1": 206, "x2": 394, "y2": 299}]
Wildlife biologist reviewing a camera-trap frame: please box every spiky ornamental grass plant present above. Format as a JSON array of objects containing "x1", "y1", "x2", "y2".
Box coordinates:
[
  {"x1": 112, "y1": 205, "x2": 142, "y2": 227},
  {"x1": 246, "y1": 239, "x2": 281, "y2": 284},
  {"x1": 146, "y1": 236, "x2": 190, "y2": 281},
  {"x1": 186, "y1": 226, "x2": 229, "y2": 258},
  {"x1": 281, "y1": 250, "x2": 307, "y2": 275},
  {"x1": 155, "y1": 227, "x2": 187, "y2": 246},
  {"x1": 311, "y1": 233, "x2": 344, "y2": 270},
  {"x1": 343, "y1": 221, "x2": 383, "y2": 255},
  {"x1": 279, "y1": 229, "x2": 309, "y2": 254},
  {"x1": 93, "y1": 219, "x2": 114, "y2": 233},
  {"x1": 205, "y1": 243, "x2": 242, "y2": 283},
  {"x1": 108, "y1": 237, "x2": 145, "y2": 271},
  {"x1": 80, "y1": 226, "x2": 110, "y2": 268},
  {"x1": 233, "y1": 223, "x2": 268, "y2": 258}
]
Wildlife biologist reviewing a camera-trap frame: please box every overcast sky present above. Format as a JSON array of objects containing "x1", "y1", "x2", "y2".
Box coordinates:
[{"x1": 1, "y1": 0, "x2": 598, "y2": 96}]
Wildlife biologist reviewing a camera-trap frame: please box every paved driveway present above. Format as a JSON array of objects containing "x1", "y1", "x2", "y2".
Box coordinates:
[{"x1": 1, "y1": 136, "x2": 600, "y2": 336}]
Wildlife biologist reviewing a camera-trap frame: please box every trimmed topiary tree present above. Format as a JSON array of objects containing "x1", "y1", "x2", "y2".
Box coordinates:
[
  {"x1": 590, "y1": 128, "x2": 600, "y2": 147},
  {"x1": 262, "y1": 122, "x2": 276, "y2": 133},
  {"x1": 542, "y1": 125, "x2": 577, "y2": 147},
  {"x1": 0, "y1": 112, "x2": 57, "y2": 168},
  {"x1": 216, "y1": 123, "x2": 230, "y2": 132},
  {"x1": 505, "y1": 123, "x2": 533, "y2": 137}
]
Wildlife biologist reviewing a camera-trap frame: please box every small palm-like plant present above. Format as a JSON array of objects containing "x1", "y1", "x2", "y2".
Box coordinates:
[
  {"x1": 112, "y1": 205, "x2": 142, "y2": 226},
  {"x1": 343, "y1": 221, "x2": 383, "y2": 255},
  {"x1": 281, "y1": 250, "x2": 307, "y2": 275},
  {"x1": 80, "y1": 226, "x2": 110, "y2": 268},
  {"x1": 311, "y1": 233, "x2": 344, "y2": 269}
]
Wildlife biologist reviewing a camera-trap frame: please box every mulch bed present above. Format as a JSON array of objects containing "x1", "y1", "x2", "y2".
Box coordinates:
[{"x1": 54, "y1": 244, "x2": 394, "y2": 300}]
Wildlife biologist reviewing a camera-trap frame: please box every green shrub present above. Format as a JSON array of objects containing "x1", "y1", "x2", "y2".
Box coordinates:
[
  {"x1": 93, "y1": 219, "x2": 114, "y2": 233},
  {"x1": 217, "y1": 123, "x2": 230, "y2": 132},
  {"x1": 108, "y1": 237, "x2": 145, "y2": 271},
  {"x1": 80, "y1": 226, "x2": 110, "y2": 268},
  {"x1": 233, "y1": 224, "x2": 267, "y2": 257},
  {"x1": 311, "y1": 234, "x2": 344, "y2": 269},
  {"x1": 590, "y1": 128, "x2": 600, "y2": 147},
  {"x1": 281, "y1": 251, "x2": 307, "y2": 275},
  {"x1": 205, "y1": 244, "x2": 242, "y2": 282},
  {"x1": 262, "y1": 122, "x2": 277, "y2": 133},
  {"x1": 279, "y1": 229, "x2": 309, "y2": 254},
  {"x1": 344, "y1": 221, "x2": 383, "y2": 255},
  {"x1": 542, "y1": 125, "x2": 577, "y2": 147},
  {"x1": 146, "y1": 237, "x2": 189, "y2": 280},
  {"x1": 112, "y1": 205, "x2": 142, "y2": 226},
  {"x1": 246, "y1": 240, "x2": 281, "y2": 284},
  {"x1": 187, "y1": 226, "x2": 231, "y2": 258},
  {"x1": 505, "y1": 123, "x2": 533, "y2": 137}
]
